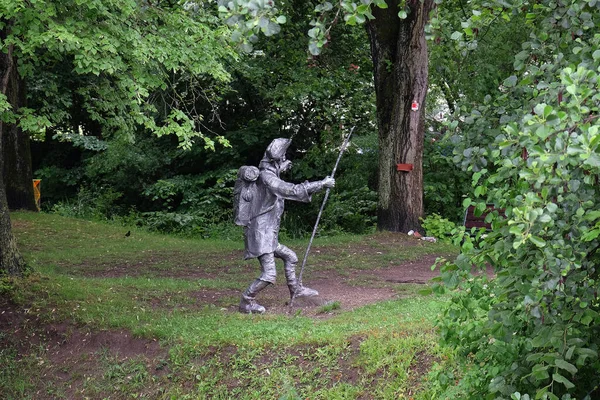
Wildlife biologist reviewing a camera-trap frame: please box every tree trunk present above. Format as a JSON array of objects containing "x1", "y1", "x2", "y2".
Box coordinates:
[
  {"x1": 367, "y1": 1, "x2": 434, "y2": 233},
  {"x1": 2, "y1": 74, "x2": 36, "y2": 211},
  {"x1": 0, "y1": 25, "x2": 27, "y2": 276}
]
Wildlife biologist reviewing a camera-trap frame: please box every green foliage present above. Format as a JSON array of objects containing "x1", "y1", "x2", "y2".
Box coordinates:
[
  {"x1": 51, "y1": 187, "x2": 124, "y2": 220},
  {"x1": 0, "y1": 276, "x2": 15, "y2": 295},
  {"x1": 217, "y1": 0, "x2": 287, "y2": 52},
  {"x1": 33, "y1": 1, "x2": 380, "y2": 239},
  {"x1": 136, "y1": 169, "x2": 237, "y2": 237},
  {"x1": 324, "y1": 186, "x2": 378, "y2": 234},
  {"x1": 429, "y1": 0, "x2": 528, "y2": 109},
  {"x1": 284, "y1": 135, "x2": 379, "y2": 237},
  {"x1": 420, "y1": 214, "x2": 456, "y2": 242},
  {"x1": 423, "y1": 131, "x2": 471, "y2": 221},
  {"x1": 306, "y1": 0, "x2": 390, "y2": 55},
  {"x1": 435, "y1": 0, "x2": 600, "y2": 398},
  {"x1": 2, "y1": 0, "x2": 235, "y2": 148}
]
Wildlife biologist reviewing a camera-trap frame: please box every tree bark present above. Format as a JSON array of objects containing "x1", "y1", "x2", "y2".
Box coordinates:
[
  {"x1": 0, "y1": 24, "x2": 27, "y2": 276},
  {"x1": 367, "y1": 0, "x2": 434, "y2": 233},
  {"x1": 2, "y1": 75, "x2": 36, "y2": 211}
]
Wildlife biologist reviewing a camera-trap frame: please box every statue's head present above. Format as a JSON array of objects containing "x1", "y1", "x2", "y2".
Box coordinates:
[
  {"x1": 263, "y1": 138, "x2": 293, "y2": 172},
  {"x1": 265, "y1": 138, "x2": 291, "y2": 161}
]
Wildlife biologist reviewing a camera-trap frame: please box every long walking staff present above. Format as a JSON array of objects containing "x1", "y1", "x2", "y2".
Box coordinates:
[{"x1": 290, "y1": 127, "x2": 355, "y2": 307}]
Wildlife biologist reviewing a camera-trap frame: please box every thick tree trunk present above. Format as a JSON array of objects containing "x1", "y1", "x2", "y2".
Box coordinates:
[
  {"x1": 0, "y1": 26, "x2": 27, "y2": 276},
  {"x1": 2, "y1": 76, "x2": 36, "y2": 211},
  {"x1": 367, "y1": 0, "x2": 434, "y2": 233},
  {"x1": 0, "y1": 157, "x2": 25, "y2": 276}
]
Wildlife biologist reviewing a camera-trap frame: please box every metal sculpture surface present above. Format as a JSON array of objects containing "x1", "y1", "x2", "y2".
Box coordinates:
[{"x1": 234, "y1": 138, "x2": 335, "y2": 314}]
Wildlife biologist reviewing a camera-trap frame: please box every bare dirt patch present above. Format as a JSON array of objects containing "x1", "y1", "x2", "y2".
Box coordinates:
[
  {"x1": 372, "y1": 254, "x2": 442, "y2": 284},
  {"x1": 0, "y1": 298, "x2": 168, "y2": 399},
  {"x1": 223, "y1": 250, "x2": 443, "y2": 317}
]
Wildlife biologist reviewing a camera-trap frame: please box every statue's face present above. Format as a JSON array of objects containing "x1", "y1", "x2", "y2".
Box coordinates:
[{"x1": 279, "y1": 157, "x2": 292, "y2": 172}]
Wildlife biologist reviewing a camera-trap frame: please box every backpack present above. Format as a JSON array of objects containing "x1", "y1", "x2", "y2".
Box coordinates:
[{"x1": 233, "y1": 166, "x2": 260, "y2": 226}]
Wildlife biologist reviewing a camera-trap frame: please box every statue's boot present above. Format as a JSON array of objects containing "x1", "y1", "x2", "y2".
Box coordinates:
[
  {"x1": 239, "y1": 279, "x2": 269, "y2": 314},
  {"x1": 285, "y1": 262, "x2": 319, "y2": 298}
]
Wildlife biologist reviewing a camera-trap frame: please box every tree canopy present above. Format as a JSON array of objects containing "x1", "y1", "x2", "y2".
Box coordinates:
[{"x1": 1, "y1": 0, "x2": 236, "y2": 149}]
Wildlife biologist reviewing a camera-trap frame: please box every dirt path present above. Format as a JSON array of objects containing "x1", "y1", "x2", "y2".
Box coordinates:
[{"x1": 230, "y1": 253, "x2": 444, "y2": 316}]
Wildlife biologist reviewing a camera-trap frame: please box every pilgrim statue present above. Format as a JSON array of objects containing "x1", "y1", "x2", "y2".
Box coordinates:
[{"x1": 233, "y1": 138, "x2": 335, "y2": 313}]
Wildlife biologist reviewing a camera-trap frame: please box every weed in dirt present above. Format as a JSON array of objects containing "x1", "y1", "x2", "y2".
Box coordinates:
[{"x1": 317, "y1": 301, "x2": 341, "y2": 314}]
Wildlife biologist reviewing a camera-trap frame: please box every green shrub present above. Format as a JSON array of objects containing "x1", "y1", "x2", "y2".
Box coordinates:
[
  {"x1": 420, "y1": 213, "x2": 456, "y2": 242},
  {"x1": 51, "y1": 187, "x2": 124, "y2": 220}
]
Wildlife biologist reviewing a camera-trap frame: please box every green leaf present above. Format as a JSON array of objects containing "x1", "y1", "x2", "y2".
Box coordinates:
[
  {"x1": 276, "y1": 15, "x2": 286, "y2": 24},
  {"x1": 593, "y1": 49, "x2": 600, "y2": 60},
  {"x1": 450, "y1": 31, "x2": 462, "y2": 40},
  {"x1": 531, "y1": 328, "x2": 551, "y2": 347},
  {"x1": 308, "y1": 41, "x2": 321, "y2": 55},
  {"x1": 263, "y1": 21, "x2": 281, "y2": 36},
  {"x1": 504, "y1": 75, "x2": 518, "y2": 87},
  {"x1": 509, "y1": 225, "x2": 522, "y2": 235},
  {"x1": 555, "y1": 359, "x2": 577, "y2": 374},
  {"x1": 535, "y1": 125, "x2": 550, "y2": 140},
  {"x1": 582, "y1": 229, "x2": 600, "y2": 241},
  {"x1": 398, "y1": 10, "x2": 408, "y2": 19},
  {"x1": 357, "y1": 4, "x2": 369, "y2": 13},
  {"x1": 534, "y1": 103, "x2": 547, "y2": 116},
  {"x1": 552, "y1": 373, "x2": 575, "y2": 389},
  {"x1": 474, "y1": 185, "x2": 485, "y2": 197},
  {"x1": 584, "y1": 153, "x2": 600, "y2": 167},
  {"x1": 531, "y1": 363, "x2": 549, "y2": 379}
]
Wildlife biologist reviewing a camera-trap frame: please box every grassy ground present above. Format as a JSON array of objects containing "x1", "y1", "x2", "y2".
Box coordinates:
[{"x1": 1, "y1": 211, "x2": 458, "y2": 399}]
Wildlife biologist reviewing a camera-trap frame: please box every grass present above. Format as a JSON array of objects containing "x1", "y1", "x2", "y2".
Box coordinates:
[{"x1": 1, "y1": 211, "x2": 458, "y2": 399}]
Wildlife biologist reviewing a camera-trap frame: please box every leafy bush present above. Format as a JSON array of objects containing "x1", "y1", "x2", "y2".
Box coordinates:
[
  {"x1": 51, "y1": 187, "x2": 124, "y2": 220},
  {"x1": 423, "y1": 132, "x2": 471, "y2": 222},
  {"x1": 434, "y1": 5, "x2": 600, "y2": 398},
  {"x1": 324, "y1": 186, "x2": 377, "y2": 234},
  {"x1": 420, "y1": 213, "x2": 456, "y2": 242}
]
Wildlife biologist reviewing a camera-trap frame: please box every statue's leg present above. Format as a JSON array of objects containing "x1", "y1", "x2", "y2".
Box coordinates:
[
  {"x1": 275, "y1": 244, "x2": 319, "y2": 298},
  {"x1": 239, "y1": 253, "x2": 276, "y2": 314}
]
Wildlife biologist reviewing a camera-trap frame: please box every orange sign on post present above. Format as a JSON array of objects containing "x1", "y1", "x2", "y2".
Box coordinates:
[{"x1": 33, "y1": 179, "x2": 41, "y2": 210}]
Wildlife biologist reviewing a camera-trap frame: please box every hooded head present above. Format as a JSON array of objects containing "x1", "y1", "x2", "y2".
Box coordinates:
[
  {"x1": 265, "y1": 138, "x2": 291, "y2": 161},
  {"x1": 260, "y1": 138, "x2": 292, "y2": 173}
]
